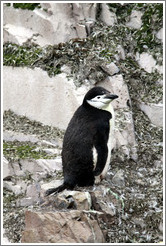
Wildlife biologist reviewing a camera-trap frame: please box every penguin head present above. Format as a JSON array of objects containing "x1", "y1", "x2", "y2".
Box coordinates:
[{"x1": 83, "y1": 86, "x2": 118, "y2": 110}]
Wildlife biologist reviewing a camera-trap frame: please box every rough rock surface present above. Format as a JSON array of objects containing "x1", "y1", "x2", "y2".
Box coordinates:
[
  {"x1": 3, "y1": 66, "x2": 79, "y2": 129},
  {"x1": 126, "y1": 10, "x2": 143, "y2": 29},
  {"x1": 138, "y1": 102, "x2": 163, "y2": 127},
  {"x1": 21, "y1": 210, "x2": 105, "y2": 243},
  {"x1": 136, "y1": 52, "x2": 163, "y2": 74},
  {"x1": 3, "y1": 3, "x2": 98, "y2": 46}
]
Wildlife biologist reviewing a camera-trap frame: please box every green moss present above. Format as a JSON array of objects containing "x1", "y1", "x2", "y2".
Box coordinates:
[
  {"x1": 108, "y1": 3, "x2": 163, "y2": 53},
  {"x1": 3, "y1": 43, "x2": 62, "y2": 76},
  {"x1": 3, "y1": 141, "x2": 56, "y2": 161},
  {"x1": 5, "y1": 3, "x2": 41, "y2": 10},
  {"x1": 3, "y1": 43, "x2": 43, "y2": 67},
  {"x1": 3, "y1": 110, "x2": 64, "y2": 140}
]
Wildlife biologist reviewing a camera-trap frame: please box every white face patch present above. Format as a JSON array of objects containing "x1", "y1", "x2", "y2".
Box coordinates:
[{"x1": 87, "y1": 94, "x2": 113, "y2": 111}]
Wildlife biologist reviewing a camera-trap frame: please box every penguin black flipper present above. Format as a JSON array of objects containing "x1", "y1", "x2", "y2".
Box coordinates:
[{"x1": 93, "y1": 117, "x2": 110, "y2": 176}]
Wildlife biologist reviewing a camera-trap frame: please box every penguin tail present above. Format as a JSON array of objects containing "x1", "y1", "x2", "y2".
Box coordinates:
[{"x1": 45, "y1": 183, "x2": 67, "y2": 196}]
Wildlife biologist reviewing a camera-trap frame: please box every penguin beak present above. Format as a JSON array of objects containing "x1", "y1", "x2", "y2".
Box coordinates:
[{"x1": 104, "y1": 94, "x2": 118, "y2": 100}]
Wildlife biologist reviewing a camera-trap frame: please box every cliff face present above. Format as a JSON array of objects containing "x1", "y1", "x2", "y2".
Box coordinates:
[{"x1": 3, "y1": 3, "x2": 163, "y2": 244}]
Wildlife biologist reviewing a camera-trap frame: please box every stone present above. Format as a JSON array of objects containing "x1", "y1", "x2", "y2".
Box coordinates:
[
  {"x1": 138, "y1": 102, "x2": 163, "y2": 127},
  {"x1": 18, "y1": 197, "x2": 37, "y2": 207},
  {"x1": 3, "y1": 229, "x2": 10, "y2": 244},
  {"x1": 75, "y1": 23, "x2": 87, "y2": 38},
  {"x1": 3, "y1": 157, "x2": 13, "y2": 179},
  {"x1": 114, "y1": 110, "x2": 137, "y2": 148},
  {"x1": 3, "y1": 3, "x2": 98, "y2": 46},
  {"x1": 136, "y1": 52, "x2": 162, "y2": 74},
  {"x1": 21, "y1": 210, "x2": 105, "y2": 243},
  {"x1": 131, "y1": 217, "x2": 146, "y2": 229},
  {"x1": 115, "y1": 45, "x2": 126, "y2": 60},
  {"x1": 112, "y1": 169, "x2": 125, "y2": 187},
  {"x1": 56, "y1": 190, "x2": 92, "y2": 210},
  {"x1": 3, "y1": 5, "x2": 56, "y2": 46},
  {"x1": 90, "y1": 186, "x2": 123, "y2": 216},
  {"x1": 100, "y1": 4, "x2": 117, "y2": 26},
  {"x1": 156, "y1": 28, "x2": 163, "y2": 42},
  {"x1": 36, "y1": 158, "x2": 62, "y2": 172},
  {"x1": 40, "y1": 140, "x2": 58, "y2": 147},
  {"x1": 101, "y1": 62, "x2": 119, "y2": 76},
  {"x1": 3, "y1": 24, "x2": 35, "y2": 45},
  {"x1": 3, "y1": 130, "x2": 39, "y2": 143},
  {"x1": 41, "y1": 179, "x2": 63, "y2": 195},
  {"x1": 3, "y1": 66, "x2": 79, "y2": 130},
  {"x1": 26, "y1": 183, "x2": 41, "y2": 199},
  {"x1": 60, "y1": 65, "x2": 71, "y2": 74},
  {"x1": 41, "y1": 190, "x2": 91, "y2": 210},
  {"x1": 17, "y1": 183, "x2": 41, "y2": 206},
  {"x1": 42, "y1": 148, "x2": 60, "y2": 155},
  {"x1": 72, "y1": 3, "x2": 97, "y2": 23},
  {"x1": 126, "y1": 10, "x2": 143, "y2": 29},
  {"x1": 7, "y1": 159, "x2": 62, "y2": 182},
  {"x1": 3, "y1": 181, "x2": 23, "y2": 195}
]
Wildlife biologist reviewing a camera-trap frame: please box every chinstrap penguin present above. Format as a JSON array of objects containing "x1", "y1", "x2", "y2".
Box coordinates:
[{"x1": 45, "y1": 86, "x2": 118, "y2": 196}]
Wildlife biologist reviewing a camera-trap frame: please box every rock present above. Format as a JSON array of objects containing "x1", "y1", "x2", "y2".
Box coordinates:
[
  {"x1": 115, "y1": 45, "x2": 126, "y2": 60},
  {"x1": 18, "y1": 197, "x2": 37, "y2": 207},
  {"x1": 3, "y1": 3, "x2": 98, "y2": 46},
  {"x1": 71, "y1": 3, "x2": 97, "y2": 23},
  {"x1": 26, "y1": 183, "x2": 40, "y2": 199},
  {"x1": 41, "y1": 179, "x2": 63, "y2": 195},
  {"x1": 3, "y1": 157, "x2": 13, "y2": 179},
  {"x1": 3, "y1": 130, "x2": 39, "y2": 143},
  {"x1": 156, "y1": 28, "x2": 163, "y2": 42},
  {"x1": 3, "y1": 66, "x2": 79, "y2": 129},
  {"x1": 112, "y1": 169, "x2": 125, "y2": 187},
  {"x1": 5, "y1": 158, "x2": 62, "y2": 182},
  {"x1": 3, "y1": 5, "x2": 56, "y2": 46},
  {"x1": 90, "y1": 186, "x2": 123, "y2": 216},
  {"x1": 75, "y1": 23, "x2": 87, "y2": 38},
  {"x1": 100, "y1": 4, "x2": 117, "y2": 26},
  {"x1": 101, "y1": 62, "x2": 119, "y2": 76},
  {"x1": 21, "y1": 210, "x2": 105, "y2": 243},
  {"x1": 36, "y1": 158, "x2": 63, "y2": 172},
  {"x1": 114, "y1": 109, "x2": 137, "y2": 149},
  {"x1": 42, "y1": 148, "x2": 60, "y2": 155},
  {"x1": 40, "y1": 140, "x2": 59, "y2": 147},
  {"x1": 4, "y1": 24, "x2": 35, "y2": 45},
  {"x1": 3, "y1": 181, "x2": 23, "y2": 195},
  {"x1": 41, "y1": 190, "x2": 92, "y2": 210},
  {"x1": 138, "y1": 102, "x2": 163, "y2": 127},
  {"x1": 55, "y1": 190, "x2": 92, "y2": 210},
  {"x1": 17, "y1": 183, "x2": 41, "y2": 206},
  {"x1": 3, "y1": 229, "x2": 10, "y2": 244},
  {"x1": 126, "y1": 10, "x2": 143, "y2": 29},
  {"x1": 60, "y1": 65, "x2": 71, "y2": 74},
  {"x1": 131, "y1": 217, "x2": 146, "y2": 229},
  {"x1": 136, "y1": 52, "x2": 162, "y2": 74}
]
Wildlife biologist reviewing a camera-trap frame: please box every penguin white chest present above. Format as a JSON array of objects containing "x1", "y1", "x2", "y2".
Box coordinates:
[
  {"x1": 93, "y1": 103, "x2": 115, "y2": 179},
  {"x1": 101, "y1": 104, "x2": 115, "y2": 178}
]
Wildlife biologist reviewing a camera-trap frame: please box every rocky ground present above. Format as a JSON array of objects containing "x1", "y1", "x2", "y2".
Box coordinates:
[
  {"x1": 3, "y1": 2, "x2": 163, "y2": 244},
  {"x1": 3, "y1": 107, "x2": 163, "y2": 243}
]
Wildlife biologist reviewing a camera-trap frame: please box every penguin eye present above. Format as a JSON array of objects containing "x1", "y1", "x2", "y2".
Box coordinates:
[{"x1": 97, "y1": 96, "x2": 101, "y2": 99}]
